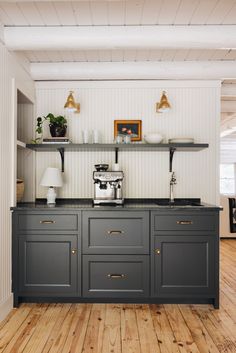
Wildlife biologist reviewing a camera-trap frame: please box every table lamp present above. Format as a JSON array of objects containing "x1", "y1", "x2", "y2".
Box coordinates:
[{"x1": 40, "y1": 167, "x2": 63, "y2": 204}]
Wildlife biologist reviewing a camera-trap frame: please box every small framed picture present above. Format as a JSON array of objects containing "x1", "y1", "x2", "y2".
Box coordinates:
[{"x1": 114, "y1": 120, "x2": 142, "y2": 141}]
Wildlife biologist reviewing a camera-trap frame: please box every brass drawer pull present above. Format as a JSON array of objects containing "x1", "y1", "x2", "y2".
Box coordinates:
[
  {"x1": 107, "y1": 274, "x2": 125, "y2": 279},
  {"x1": 71, "y1": 249, "x2": 77, "y2": 255},
  {"x1": 155, "y1": 249, "x2": 161, "y2": 255},
  {"x1": 40, "y1": 220, "x2": 55, "y2": 224},
  {"x1": 176, "y1": 221, "x2": 193, "y2": 225},
  {"x1": 107, "y1": 230, "x2": 124, "y2": 235}
]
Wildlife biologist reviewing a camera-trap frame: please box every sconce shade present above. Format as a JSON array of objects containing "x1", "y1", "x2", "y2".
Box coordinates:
[
  {"x1": 156, "y1": 91, "x2": 171, "y2": 113},
  {"x1": 64, "y1": 91, "x2": 80, "y2": 113},
  {"x1": 40, "y1": 167, "x2": 63, "y2": 187}
]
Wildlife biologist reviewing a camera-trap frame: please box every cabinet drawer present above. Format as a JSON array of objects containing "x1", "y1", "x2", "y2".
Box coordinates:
[
  {"x1": 18, "y1": 213, "x2": 78, "y2": 231},
  {"x1": 83, "y1": 211, "x2": 149, "y2": 254},
  {"x1": 83, "y1": 255, "x2": 149, "y2": 297},
  {"x1": 153, "y1": 213, "x2": 217, "y2": 233}
]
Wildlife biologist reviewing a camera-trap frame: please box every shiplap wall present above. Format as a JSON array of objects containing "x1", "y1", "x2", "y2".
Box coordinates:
[
  {"x1": 0, "y1": 42, "x2": 34, "y2": 321},
  {"x1": 35, "y1": 81, "x2": 220, "y2": 204},
  {"x1": 17, "y1": 101, "x2": 35, "y2": 202}
]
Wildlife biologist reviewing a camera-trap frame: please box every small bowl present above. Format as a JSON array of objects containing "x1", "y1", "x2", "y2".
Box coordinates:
[
  {"x1": 95, "y1": 164, "x2": 109, "y2": 171},
  {"x1": 144, "y1": 133, "x2": 163, "y2": 144}
]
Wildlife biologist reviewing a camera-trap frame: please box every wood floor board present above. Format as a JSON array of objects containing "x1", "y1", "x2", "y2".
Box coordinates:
[
  {"x1": 178, "y1": 305, "x2": 220, "y2": 353},
  {"x1": 82, "y1": 303, "x2": 106, "y2": 353},
  {"x1": 2, "y1": 304, "x2": 48, "y2": 353},
  {"x1": 0, "y1": 304, "x2": 35, "y2": 352},
  {"x1": 21, "y1": 304, "x2": 64, "y2": 353},
  {"x1": 61, "y1": 304, "x2": 92, "y2": 353},
  {"x1": 135, "y1": 304, "x2": 161, "y2": 353},
  {"x1": 102, "y1": 304, "x2": 121, "y2": 353},
  {"x1": 164, "y1": 304, "x2": 201, "y2": 353},
  {"x1": 0, "y1": 240, "x2": 236, "y2": 353},
  {"x1": 121, "y1": 304, "x2": 141, "y2": 353},
  {"x1": 150, "y1": 304, "x2": 181, "y2": 353},
  {"x1": 41, "y1": 303, "x2": 73, "y2": 353},
  {"x1": 193, "y1": 306, "x2": 236, "y2": 353}
]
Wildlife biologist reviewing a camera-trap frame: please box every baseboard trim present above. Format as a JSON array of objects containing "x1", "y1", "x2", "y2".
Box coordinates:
[
  {"x1": 220, "y1": 237, "x2": 236, "y2": 239},
  {"x1": 0, "y1": 294, "x2": 13, "y2": 322}
]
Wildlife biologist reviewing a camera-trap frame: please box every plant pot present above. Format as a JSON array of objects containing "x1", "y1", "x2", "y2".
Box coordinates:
[{"x1": 49, "y1": 124, "x2": 67, "y2": 137}]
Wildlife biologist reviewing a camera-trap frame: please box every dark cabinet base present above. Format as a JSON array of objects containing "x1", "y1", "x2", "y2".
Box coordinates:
[
  {"x1": 12, "y1": 208, "x2": 220, "y2": 310},
  {"x1": 14, "y1": 295, "x2": 219, "y2": 309}
]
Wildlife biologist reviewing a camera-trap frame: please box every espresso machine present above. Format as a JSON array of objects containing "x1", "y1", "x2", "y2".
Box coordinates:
[{"x1": 93, "y1": 167, "x2": 124, "y2": 205}]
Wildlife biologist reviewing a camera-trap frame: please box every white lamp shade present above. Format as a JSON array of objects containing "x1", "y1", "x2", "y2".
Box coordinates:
[{"x1": 40, "y1": 167, "x2": 63, "y2": 187}]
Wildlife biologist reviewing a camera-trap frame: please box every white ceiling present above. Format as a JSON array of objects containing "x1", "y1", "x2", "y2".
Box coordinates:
[
  {"x1": 0, "y1": 0, "x2": 236, "y2": 134},
  {"x1": 1, "y1": 0, "x2": 236, "y2": 64},
  {"x1": 1, "y1": 0, "x2": 236, "y2": 26}
]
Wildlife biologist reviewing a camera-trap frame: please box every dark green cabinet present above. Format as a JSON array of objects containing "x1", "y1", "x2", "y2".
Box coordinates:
[
  {"x1": 152, "y1": 235, "x2": 215, "y2": 297},
  {"x1": 151, "y1": 211, "x2": 219, "y2": 308},
  {"x1": 12, "y1": 207, "x2": 220, "y2": 308},
  {"x1": 18, "y1": 234, "x2": 79, "y2": 296},
  {"x1": 12, "y1": 211, "x2": 81, "y2": 305}
]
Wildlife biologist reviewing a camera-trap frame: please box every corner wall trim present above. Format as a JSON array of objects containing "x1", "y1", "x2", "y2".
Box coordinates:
[{"x1": 0, "y1": 294, "x2": 13, "y2": 322}]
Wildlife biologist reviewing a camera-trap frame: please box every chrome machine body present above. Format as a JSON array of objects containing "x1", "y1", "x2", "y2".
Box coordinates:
[{"x1": 93, "y1": 171, "x2": 124, "y2": 205}]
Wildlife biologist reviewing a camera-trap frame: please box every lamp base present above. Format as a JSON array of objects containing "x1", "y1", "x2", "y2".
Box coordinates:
[{"x1": 47, "y1": 187, "x2": 57, "y2": 204}]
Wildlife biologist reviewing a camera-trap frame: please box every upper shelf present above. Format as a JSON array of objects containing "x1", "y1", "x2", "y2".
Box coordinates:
[
  {"x1": 26, "y1": 143, "x2": 209, "y2": 152},
  {"x1": 17, "y1": 140, "x2": 26, "y2": 149}
]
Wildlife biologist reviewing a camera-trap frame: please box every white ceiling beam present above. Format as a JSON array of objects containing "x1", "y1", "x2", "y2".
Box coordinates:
[
  {"x1": 221, "y1": 116, "x2": 236, "y2": 137},
  {"x1": 221, "y1": 100, "x2": 236, "y2": 113},
  {"x1": 0, "y1": 22, "x2": 4, "y2": 44},
  {"x1": 30, "y1": 61, "x2": 236, "y2": 81},
  {"x1": 2, "y1": 0, "x2": 126, "y2": 2},
  {"x1": 4, "y1": 25, "x2": 236, "y2": 51},
  {"x1": 222, "y1": 84, "x2": 236, "y2": 97}
]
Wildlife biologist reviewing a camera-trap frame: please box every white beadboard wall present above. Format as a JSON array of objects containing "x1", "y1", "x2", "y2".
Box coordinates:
[
  {"x1": 0, "y1": 42, "x2": 34, "y2": 321},
  {"x1": 35, "y1": 81, "x2": 220, "y2": 205},
  {"x1": 17, "y1": 101, "x2": 35, "y2": 202}
]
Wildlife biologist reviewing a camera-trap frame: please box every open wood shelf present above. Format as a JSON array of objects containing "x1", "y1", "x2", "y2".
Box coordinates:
[
  {"x1": 26, "y1": 143, "x2": 209, "y2": 173},
  {"x1": 26, "y1": 143, "x2": 209, "y2": 152},
  {"x1": 17, "y1": 140, "x2": 26, "y2": 149}
]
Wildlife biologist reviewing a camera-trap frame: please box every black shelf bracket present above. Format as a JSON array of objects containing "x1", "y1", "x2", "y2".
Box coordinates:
[
  {"x1": 115, "y1": 147, "x2": 119, "y2": 164},
  {"x1": 57, "y1": 148, "x2": 65, "y2": 172},
  {"x1": 169, "y1": 147, "x2": 176, "y2": 172}
]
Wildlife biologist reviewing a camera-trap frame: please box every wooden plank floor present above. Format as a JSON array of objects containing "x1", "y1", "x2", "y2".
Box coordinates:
[{"x1": 0, "y1": 239, "x2": 236, "y2": 353}]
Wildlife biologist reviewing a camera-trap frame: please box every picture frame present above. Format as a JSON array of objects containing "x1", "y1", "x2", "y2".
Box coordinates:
[{"x1": 114, "y1": 120, "x2": 142, "y2": 141}]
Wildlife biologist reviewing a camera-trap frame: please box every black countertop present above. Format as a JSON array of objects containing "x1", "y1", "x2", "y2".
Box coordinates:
[{"x1": 11, "y1": 198, "x2": 222, "y2": 211}]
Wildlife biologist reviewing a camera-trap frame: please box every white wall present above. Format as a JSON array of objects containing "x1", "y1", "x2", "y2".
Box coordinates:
[
  {"x1": 35, "y1": 80, "x2": 220, "y2": 204},
  {"x1": 0, "y1": 42, "x2": 34, "y2": 321}
]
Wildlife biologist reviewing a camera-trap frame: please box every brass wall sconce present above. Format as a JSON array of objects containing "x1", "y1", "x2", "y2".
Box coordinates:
[
  {"x1": 64, "y1": 91, "x2": 80, "y2": 113},
  {"x1": 156, "y1": 91, "x2": 171, "y2": 113}
]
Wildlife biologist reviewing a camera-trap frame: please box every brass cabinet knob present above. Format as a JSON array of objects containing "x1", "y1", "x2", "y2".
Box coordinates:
[
  {"x1": 155, "y1": 249, "x2": 161, "y2": 255},
  {"x1": 71, "y1": 249, "x2": 77, "y2": 254}
]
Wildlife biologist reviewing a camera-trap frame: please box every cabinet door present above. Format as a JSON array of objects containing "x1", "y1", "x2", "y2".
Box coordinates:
[
  {"x1": 153, "y1": 236, "x2": 215, "y2": 297},
  {"x1": 19, "y1": 234, "x2": 79, "y2": 296}
]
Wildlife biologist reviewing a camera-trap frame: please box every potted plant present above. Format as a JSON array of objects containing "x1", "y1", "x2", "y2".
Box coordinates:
[{"x1": 33, "y1": 113, "x2": 67, "y2": 143}]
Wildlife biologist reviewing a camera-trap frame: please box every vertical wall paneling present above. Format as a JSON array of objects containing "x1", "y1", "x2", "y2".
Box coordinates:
[
  {"x1": 35, "y1": 81, "x2": 220, "y2": 204},
  {"x1": 16, "y1": 95, "x2": 35, "y2": 202},
  {"x1": 0, "y1": 43, "x2": 35, "y2": 321}
]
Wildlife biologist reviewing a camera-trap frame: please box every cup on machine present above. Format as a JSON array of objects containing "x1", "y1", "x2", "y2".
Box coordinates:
[{"x1": 112, "y1": 163, "x2": 120, "y2": 171}]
